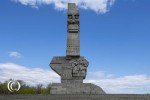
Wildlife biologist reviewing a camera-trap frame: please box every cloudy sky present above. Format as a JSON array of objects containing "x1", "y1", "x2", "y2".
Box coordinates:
[{"x1": 0, "y1": 0, "x2": 150, "y2": 94}]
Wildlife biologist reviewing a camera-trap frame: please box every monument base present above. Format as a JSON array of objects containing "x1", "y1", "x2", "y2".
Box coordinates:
[
  {"x1": 50, "y1": 83, "x2": 106, "y2": 94},
  {"x1": 1, "y1": 94, "x2": 149, "y2": 100}
]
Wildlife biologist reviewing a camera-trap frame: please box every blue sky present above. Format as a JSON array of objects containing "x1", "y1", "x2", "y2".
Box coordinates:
[{"x1": 0, "y1": 0, "x2": 150, "y2": 93}]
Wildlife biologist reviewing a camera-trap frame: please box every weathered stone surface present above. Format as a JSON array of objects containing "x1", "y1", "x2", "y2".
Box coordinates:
[
  {"x1": 67, "y1": 3, "x2": 80, "y2": 56},
  {"x1": 50, "y1": 56, "x2": 65, "y2": 76},
  {"x1": 50, "y1": 83, "x2": 106, "y2": 94},
  {"x1": 50, "y1": 56, "x2": 88, "y2": 82}
]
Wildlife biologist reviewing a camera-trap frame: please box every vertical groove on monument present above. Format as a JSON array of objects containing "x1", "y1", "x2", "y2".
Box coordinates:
[{"x1": 50, "y1": 3, "x2": 106, "y2": 94}]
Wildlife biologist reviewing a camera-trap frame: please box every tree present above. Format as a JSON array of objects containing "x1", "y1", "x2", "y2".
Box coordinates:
[
  {"x1": 36, "y1": 84, "x2": 43, "y2": 94},
  {"x1": 0, "y1": 79, "x2": 52, "y2": 94}
]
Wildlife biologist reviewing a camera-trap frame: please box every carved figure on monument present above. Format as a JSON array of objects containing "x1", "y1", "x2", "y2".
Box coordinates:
[{"x1": 70, "y1": 58, "x2": 88, "y2": 78}]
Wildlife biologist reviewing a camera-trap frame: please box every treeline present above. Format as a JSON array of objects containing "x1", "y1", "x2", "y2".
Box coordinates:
[{"x1": 0, "y1": 80, "x2": 51, "y2": 95}]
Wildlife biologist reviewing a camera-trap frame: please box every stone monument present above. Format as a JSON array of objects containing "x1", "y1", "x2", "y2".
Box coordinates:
[
  {"x1": 0, "y1": 3, "x2": 149, "y2": 100},
  {"x1": 50, "y1": 3, "x2": 105, "y2": 94}
]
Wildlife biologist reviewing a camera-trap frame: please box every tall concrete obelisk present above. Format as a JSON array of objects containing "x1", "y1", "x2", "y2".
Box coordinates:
[
  {"x1": 50, "y1": 3, "x2": 105, "y2": 94},
  {"x1": 66, "y1": 3, "x2": 80, "y2": 56}
]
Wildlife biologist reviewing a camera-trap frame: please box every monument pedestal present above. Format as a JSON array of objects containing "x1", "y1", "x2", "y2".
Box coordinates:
[
  {"x1": 50, "y1": 56, "x2": 106, "y2": 94},
  {"x1": 50, "y1": 83, "x2": 106, "y2": 94}
]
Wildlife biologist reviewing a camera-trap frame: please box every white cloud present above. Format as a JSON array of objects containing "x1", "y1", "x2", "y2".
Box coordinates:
[
  {"x1": 0, "y1": 63, "x2": 60, "y2": 86},
  {"x1": 0, "y1": 62, "x2": 150, "y2": 93},
  {"x1": 12, "y1": 0, "x2": 115, "y2": 13},
  {"x1": 8, "y1": 51, "x2": 22, "y2": 58},
  {"x1": 85, "y1": 71, "x2": 150, "y2": 94}
]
